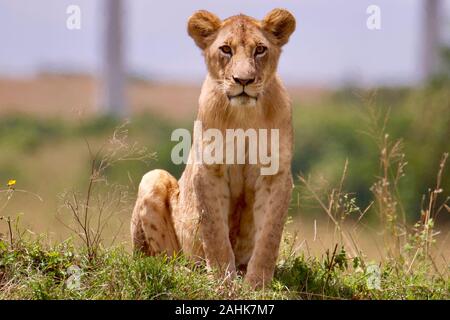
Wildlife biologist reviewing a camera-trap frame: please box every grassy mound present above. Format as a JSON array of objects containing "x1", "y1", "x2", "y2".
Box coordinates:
[{"x1": 0, "y1": 236, "x2": 448, "y2": 300}]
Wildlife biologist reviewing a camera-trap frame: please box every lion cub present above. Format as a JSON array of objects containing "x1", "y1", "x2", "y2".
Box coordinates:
[{"x1": 131, "y1": 8, "x2": 295, "y2": 289}]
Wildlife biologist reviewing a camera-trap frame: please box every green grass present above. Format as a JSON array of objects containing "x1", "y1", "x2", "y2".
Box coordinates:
[{"x1": 0, "y1": 236, "x2": 448, "y2": 300}]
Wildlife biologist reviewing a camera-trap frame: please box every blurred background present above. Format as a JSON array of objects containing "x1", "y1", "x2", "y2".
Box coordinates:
[{"x1": 0, "y1": 1, "x2": 449, "y2": 257}]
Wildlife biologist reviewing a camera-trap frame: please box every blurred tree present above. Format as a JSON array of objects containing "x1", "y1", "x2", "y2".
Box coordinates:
[
  {"x1": 101, "y1": 0, "x2": 127, "y2": 116},
  {"x1": 422, "y1": 0, "x2": 442, "y2": 81}
]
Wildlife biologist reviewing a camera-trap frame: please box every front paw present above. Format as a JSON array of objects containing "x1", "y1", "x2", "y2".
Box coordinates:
[
  {"x1": 207, "y1": 268, "x2": 237, "y2": 283},
  {"x1": 244, "y1": 271, "x2": 269, "y2": 290},
  {"x1": 207, "y1": 261, "x2": 237, "y2": 281}
]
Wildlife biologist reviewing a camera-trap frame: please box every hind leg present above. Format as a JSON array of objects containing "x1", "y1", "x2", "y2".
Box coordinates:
[{"x1": 131, "y1": 169, "x2": 180, "y2": 256}]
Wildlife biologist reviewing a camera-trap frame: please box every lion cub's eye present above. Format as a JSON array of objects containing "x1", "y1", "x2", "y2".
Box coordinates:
[
  {"x1": 220, "y1": 45, "x2": 232, "y2": 55},
  {"x1": 255, "y1": 46, "x2": 267, "y2": 56}
]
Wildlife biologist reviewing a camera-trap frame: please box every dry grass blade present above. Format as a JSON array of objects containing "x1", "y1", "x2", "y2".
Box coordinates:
[{"x1": 56, "y1": 122, "x2": 155, "y2": 263}]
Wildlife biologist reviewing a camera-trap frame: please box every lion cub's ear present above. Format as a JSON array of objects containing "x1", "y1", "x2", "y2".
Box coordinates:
[
  {"x1": 262, "y1": 8, "x2": 296, "y2": 46},
  {"x1": 187, "y1": 10, "x2": 222, "y2": 50}
]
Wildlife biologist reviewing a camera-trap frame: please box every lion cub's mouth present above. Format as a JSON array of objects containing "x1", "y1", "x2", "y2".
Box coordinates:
[
  {"x1": 229, "y1": 91, "x2": 256, "y2": 99},
  {"x1": 228, "y1": 92, "x2": 257, "y2": 107},
  {"x1": 228, "y1": 91, "x2": 258, "y2": 104}
]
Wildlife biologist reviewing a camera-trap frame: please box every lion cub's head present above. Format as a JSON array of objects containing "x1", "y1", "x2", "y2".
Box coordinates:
[{"x1": 188, "y1": 9, "x2": 296, "y2": 108}]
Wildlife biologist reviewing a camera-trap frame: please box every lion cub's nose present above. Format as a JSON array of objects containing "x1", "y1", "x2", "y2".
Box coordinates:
[{"x1": 233, "y1": 76, "x2": 255, "y2": 86}]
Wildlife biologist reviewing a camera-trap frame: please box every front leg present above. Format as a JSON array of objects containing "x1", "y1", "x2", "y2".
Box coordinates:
[
  {"x1": 193, "y1": 165, "x2": 236, "y2": 277},
  {"x1": 245, "y1": 172, "x2": 293, "y2": 289}
]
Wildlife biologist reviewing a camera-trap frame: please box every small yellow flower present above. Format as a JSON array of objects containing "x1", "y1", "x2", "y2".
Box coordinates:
[{"x1": 7, "y1": 179, "x2": 16, "y2": 188}]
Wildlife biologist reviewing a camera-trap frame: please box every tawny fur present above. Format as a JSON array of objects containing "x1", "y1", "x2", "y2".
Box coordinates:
[{"x1": 131, "y1": 8, "x2": 296, "y2": 289}]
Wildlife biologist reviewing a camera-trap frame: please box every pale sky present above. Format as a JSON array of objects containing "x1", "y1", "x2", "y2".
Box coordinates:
[{"x1": 1, "y1": 0, "x2": 449, "y2": 86}]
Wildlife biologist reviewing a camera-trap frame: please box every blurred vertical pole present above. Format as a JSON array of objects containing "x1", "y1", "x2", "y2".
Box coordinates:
[
  {"x1": 422, "y1": 0, "x2": 441, "y2": 81},
  {"x1": 102, "y1": 0, "x2": 127, "y2": 116}
]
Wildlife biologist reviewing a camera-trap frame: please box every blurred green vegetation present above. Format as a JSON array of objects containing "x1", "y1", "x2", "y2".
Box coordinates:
[
  {"x1": 293, "y1": 84, "x2": 449, "y2": 222},
  {"x1": 0, "y1": 83, "x2": 448, "y2": 225}
]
